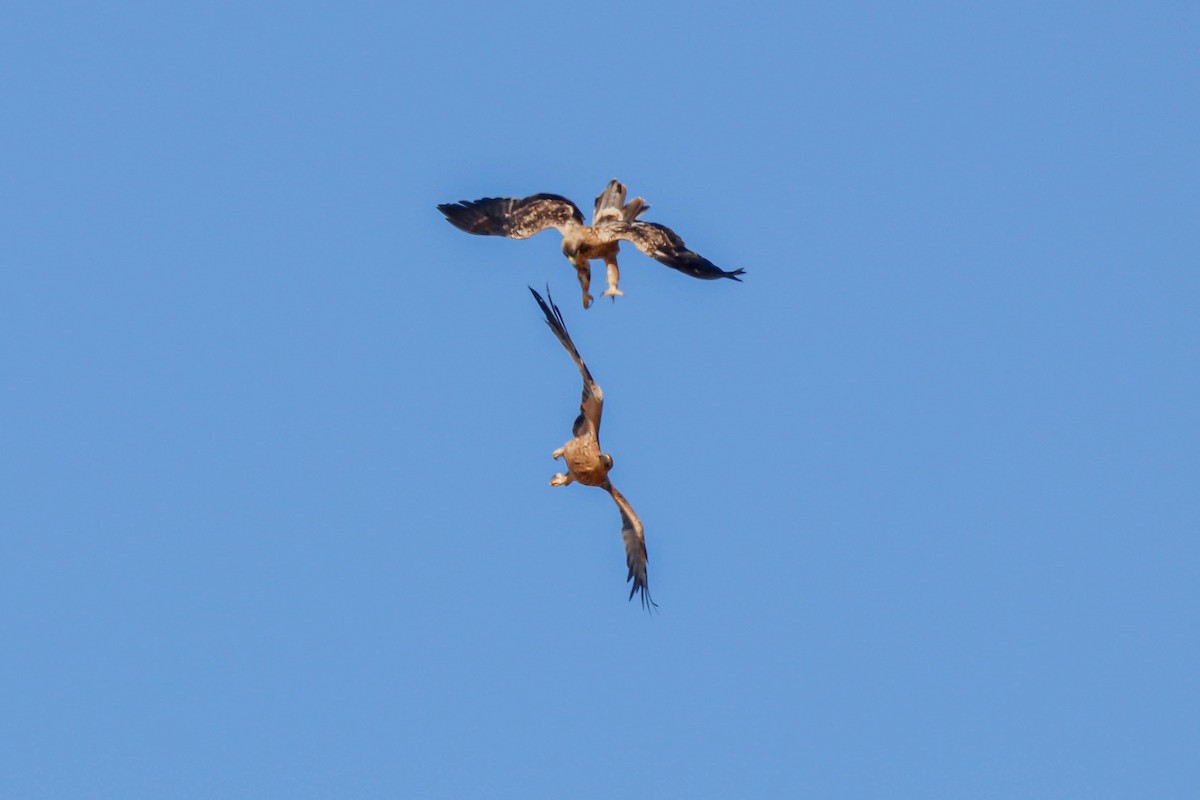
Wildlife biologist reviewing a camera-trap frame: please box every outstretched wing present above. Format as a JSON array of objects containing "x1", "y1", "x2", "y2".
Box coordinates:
[
  {"x1": 438, "y1": 194, "x2": 584, "y2": 239},
  {"x1": 605, "y1": 221, "x2": 745, "y2": 281},
  {"x1": 529, "y1": 286, "x2": 603, "y2": 436},
  {"x1": 606, "y1": 483, "x2": 657, "y2": 611}
]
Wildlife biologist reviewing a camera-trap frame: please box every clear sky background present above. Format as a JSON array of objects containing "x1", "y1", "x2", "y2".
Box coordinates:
[{"x1": 3, "y1": 2, "x2": 1197, "y2": 797}]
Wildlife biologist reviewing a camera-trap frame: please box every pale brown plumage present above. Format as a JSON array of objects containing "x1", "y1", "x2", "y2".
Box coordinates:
[
  {"x1": 440, "y1": 180, "x2": 745, "y2": 309},
  {"x1": 530, "y1": 286, "x2": 656, "y2": 610}
]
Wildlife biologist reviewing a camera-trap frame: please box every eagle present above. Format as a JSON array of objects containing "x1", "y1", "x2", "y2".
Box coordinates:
[
  {"x1": 530, "y1": 286, "x2": 657, "y2": 610},
  {"x1": 440, "y1": 180, "x2": 745, "y2": 309}
]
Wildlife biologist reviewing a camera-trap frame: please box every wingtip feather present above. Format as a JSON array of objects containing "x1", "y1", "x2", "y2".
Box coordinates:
[{"x1": 627, "y1": 576, "x2": 659, "y2": 613}]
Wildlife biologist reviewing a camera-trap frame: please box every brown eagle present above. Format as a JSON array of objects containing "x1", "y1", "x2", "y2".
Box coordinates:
[
  {"x1": 440, "y1": 180, "x2": 745, "y2": 309},
  {"x1": 530, "y1": 286, "x2": 657, "y2": 610}
]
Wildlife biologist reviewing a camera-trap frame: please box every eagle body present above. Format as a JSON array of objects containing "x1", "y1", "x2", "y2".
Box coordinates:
[
  {"x1": 440, "y1": 179, "x2": 744, "y2": 309},
  {"x1": 560, "y1": 230, "x2": 619, "y2": 266},
  {"x1": 559, "y1": 434, "x2": 611, "y2": 487}
]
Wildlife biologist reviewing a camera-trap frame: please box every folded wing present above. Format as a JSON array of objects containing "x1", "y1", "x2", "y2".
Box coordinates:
[
  {"x1": 606, "y1": 483, "x2": 656, "y2": 611},
  {"x1": 529, "y1": 286, "x2": 603, "y2": 436}
]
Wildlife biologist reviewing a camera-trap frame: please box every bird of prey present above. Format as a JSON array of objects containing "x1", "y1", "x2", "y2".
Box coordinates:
[
  {"x1": 530, "y1": 286, "x2": 657, "y2": 610},
  {"x1": 440, "y1": 179, "x2": 745, "y2": 309}
]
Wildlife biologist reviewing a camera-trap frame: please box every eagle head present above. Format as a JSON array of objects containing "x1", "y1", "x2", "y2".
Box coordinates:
[
  {"x1": 602, "y1": 453, "x2": 614, "y2": 471},
  {"x1": 562, "y1": 239, "x2": 584, "y2": 265}
]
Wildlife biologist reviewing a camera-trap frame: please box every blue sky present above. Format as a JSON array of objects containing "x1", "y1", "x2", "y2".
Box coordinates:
[{"x1": 2, "y1": 1, "x2": 1197, "y2": 797}]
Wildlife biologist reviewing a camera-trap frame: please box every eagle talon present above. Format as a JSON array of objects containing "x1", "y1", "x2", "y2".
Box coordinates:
[
  {"x1": 552, "y1": 447, "x2": 565, "y2": 460},
  {"x1": 582, "y1": 293, "x2": 594, "y2": 309},
  {"x1": 550, "y1": 472, "x2": 572, "y2": 487},
  {"x1": 603, "y1": 287, "x2": 623, "y2": 299}
]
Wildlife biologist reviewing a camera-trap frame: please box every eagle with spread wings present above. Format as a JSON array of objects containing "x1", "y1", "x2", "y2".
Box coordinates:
[
  {"x1": 440, "y1": 180, "x2": 745, "y2": 309},
  {"x1": 530, "y1": 286, "x2": 657, "y2": 610}
]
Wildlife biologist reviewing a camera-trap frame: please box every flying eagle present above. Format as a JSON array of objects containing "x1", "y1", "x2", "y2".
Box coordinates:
[
  {"x1": 530, "y1": 286, "x2": 657, "y2": 610},
  {"x1": 440, "y1": 180, "x2": 745, "y2": 309}
]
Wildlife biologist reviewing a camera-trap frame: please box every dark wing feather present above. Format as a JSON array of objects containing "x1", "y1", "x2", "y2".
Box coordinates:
[
  {"x1": 606, "y1": 221, "x2": 745, "y2": 281},
  {"x1": 438, "y1": 194, "x2": 584, "y2": 239},
  {"x1": 529, "y1": 286, "x2": 603, "y2": 435},
  {"x1": 606, "y1": 483, "x2": 657, "y2": 611}
]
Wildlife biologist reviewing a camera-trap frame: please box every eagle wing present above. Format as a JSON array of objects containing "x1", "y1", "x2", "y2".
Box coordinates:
[
  {"x1": 438, "y1": 193, "x2": 584, "y2": 239},
  {"x1": 606, "y1": 483, "x2": 656, "y2": 611},
  {"x1": 529, "y1": 286, "x2": 603, "y2": 436},
  {"x1": 604, "y1": 221, "x2": 745, "y2": 281}
]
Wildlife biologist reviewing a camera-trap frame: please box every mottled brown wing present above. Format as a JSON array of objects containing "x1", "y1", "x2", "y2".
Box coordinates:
[
  {"x1": 603, "y1": 221, "x2": 745, "y2": 281},
  {"x1": 529, "y1": 286, "x2": 603, "y2": 436},
  {"x1": 607, "y1": 483, "x2": 656, "y2": 611},
  {"x1": 438, "y1": 193, "x2": 584, "y2": 239}
]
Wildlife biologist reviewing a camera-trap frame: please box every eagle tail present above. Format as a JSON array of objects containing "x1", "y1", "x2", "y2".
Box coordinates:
[
  {"x1": 592, "y1": 179, "x2": 627, "y2": 225},
  {"x1": 623, "y1": 196, "x2": 650, "y2": 221}
]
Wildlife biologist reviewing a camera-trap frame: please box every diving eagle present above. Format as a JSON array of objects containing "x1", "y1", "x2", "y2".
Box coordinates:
[
  {"x1": 440, "y1": 180, "x2": 745, "y2": 309},
  {"x1": 530, "y1": 286, "x2": 657, "y2": 610}
]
